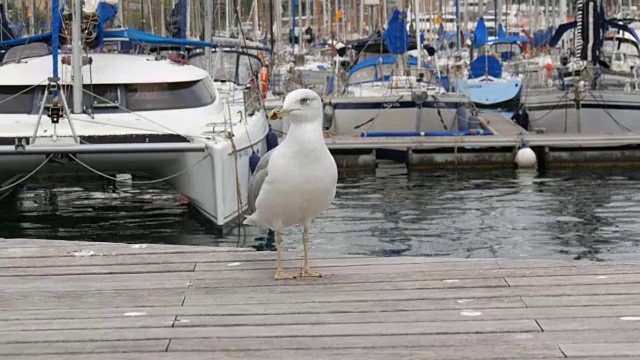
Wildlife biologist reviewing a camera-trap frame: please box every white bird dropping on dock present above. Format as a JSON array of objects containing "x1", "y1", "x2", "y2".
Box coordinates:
[
  {"x1": 515, "y1": 147, "x2": 537, "y2": 169},
  {"x1": 244, "y1": 89, "x2": 338, "y2": 280}
]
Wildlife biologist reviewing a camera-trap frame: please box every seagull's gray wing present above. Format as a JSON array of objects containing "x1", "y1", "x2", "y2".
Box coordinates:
[{"x1": 247, "y1": 149, "x2": 275, "y2": 213}]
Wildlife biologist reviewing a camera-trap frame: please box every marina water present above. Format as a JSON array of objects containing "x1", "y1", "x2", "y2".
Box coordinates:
[{"x1": 2, "y1": 163, "x2": 640, "y2": 262}]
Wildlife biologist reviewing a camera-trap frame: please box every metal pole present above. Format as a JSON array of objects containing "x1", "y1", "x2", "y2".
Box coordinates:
[
  {"x1": 455, "y1": 0, "x2": 460, "y2": 51},
  {"x1": 205, "y1": 0, "x2": 213, "y2": 71},
  {"x1": 72, "y1": 0, "x2": 83, "y2": 114},
  {"x1": 29, "y1": 0, "x2": 35, "y2": 34},
  {"x1": 356, "y1": 1, "x2": 364, "y2": 35},
  {"x1": 160, "y1": 0, "x2": 166, "y2": 36}
]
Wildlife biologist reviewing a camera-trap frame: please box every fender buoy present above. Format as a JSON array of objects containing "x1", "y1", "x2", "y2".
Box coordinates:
[{"x1": 259, "y1": 67, "x2": 269, "y2": 99}]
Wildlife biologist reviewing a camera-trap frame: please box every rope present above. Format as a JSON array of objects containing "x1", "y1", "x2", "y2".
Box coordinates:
[
  {"x1": 68, "y1": 152, "x2": 211, "y2": 184},
  {"x1": 352, "y1": 95, "x2": 405, "y2": 130},
  {"x1": 0, "y1": 155, "x2": 52, "y2": 192},
  {"x1": 227, "y1": 131, "x2": 246, "y2": 246},
  {"x1": 587, "y1": 89, "x2": 633, "y2": 133}
]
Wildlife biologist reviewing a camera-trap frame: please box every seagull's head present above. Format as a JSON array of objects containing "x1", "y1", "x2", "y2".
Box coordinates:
[{"x1": 269, "y1": 89, "x2": 322, "y2": 124}]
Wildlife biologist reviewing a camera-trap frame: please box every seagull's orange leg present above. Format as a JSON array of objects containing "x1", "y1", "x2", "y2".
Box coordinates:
[
  {"x1": 274, "y1": 231, "x2": 296, "y2": 280},
  {"x1": 299, "y1": 225, "x2": 323, "y2": 278}
]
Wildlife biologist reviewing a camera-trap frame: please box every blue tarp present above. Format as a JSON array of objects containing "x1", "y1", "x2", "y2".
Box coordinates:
[
  {"x1": 383, "y1": 9, "x2": 409, "y2": 54},
  {"x1": 469, "y1": 55, "x2": 502, "y2": 78}
]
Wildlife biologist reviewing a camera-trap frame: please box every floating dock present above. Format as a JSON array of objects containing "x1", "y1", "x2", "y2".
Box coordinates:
[
  {"x1": 326, "y1": 113, "x2": 640, "y2": 170},
  {"x1": 1, "y1": 238, "x2": 640, "y2": 359}
]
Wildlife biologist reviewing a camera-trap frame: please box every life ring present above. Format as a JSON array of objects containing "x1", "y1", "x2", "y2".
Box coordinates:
[{"x1": 259, "y1": 67, "x2": 268, "y2": 99}]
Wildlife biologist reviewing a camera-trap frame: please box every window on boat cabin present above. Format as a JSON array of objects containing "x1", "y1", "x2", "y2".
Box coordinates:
[
  {"x1": 348, "y1": 66, "x2": 376, "y2": 84},
  {"x1": 0, "y1": 86, "x2": 37, "y2": 113},
  {"x1": 125, "y1": 79, "x2": 216, "y2": 111},
  {"x1": 236, "y1": 55, "x2": 262, "y2": 84}
]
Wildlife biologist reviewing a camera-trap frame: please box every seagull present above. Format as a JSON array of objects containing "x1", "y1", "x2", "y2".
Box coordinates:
[{"x1": 244, "y1": 89, "x2": 338, "y2": 280}]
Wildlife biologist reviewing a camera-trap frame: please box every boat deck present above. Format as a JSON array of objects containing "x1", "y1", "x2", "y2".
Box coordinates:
[{"x1": 1, "y1": 238, "x2": 639, "y2": 359}]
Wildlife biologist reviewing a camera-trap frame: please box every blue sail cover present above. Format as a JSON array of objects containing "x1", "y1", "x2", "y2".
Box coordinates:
[
  {"x1": 95, "y1": 1, "x2": 118, "y2": 48},
  {"x1": 104, "y1": 28, "x2": 212, "y2": 47},
  {"x1": 497, "y1": 24, "x2": 507, "y2": 40},
  {"x1": 0, "y1": 28, "x2": 212, "y2": 50},
  {"x1": 469, "y1": 55, "x2": 502, "y2": 78},
  {"x1": 473, "y1": 17, "x2": 488, "y2": 48},
  {"x1": 383, "y1": 9, "x2": 409, "y2": 54}
]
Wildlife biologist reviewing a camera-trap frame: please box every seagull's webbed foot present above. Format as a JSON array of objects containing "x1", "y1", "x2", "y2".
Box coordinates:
[
  {"x1": 299, "y1": 268, "x2": 323, "y2": 278},
  {"x1": 275, "y1": 270, "x2": 297, "y2": 280}
]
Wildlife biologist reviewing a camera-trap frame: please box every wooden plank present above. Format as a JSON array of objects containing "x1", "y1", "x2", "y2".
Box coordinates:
[
  {"x1": 0, "y1": 289, "x2": 186, "y2": 310},
  {"x1": 0, "y1": 348, "x2": 566, "y2": 360},
  {"x1": 506, "y1": 273, "x2": 640, "y2": 287},
  {"x1": 194, "y1": 259, "x2": 502, "y2": 273},
  {"x1": 0, "y1": 297, "x2": 526, "y2": 321},
  {"x1": 183, "y1": 283, "x2": 640, "y2": 306},
  {"x1": 0, "y1": 278, "x2": 193, "y2": 292},
  {"x1": 0, "y1": 340, "x2": 169, "y2": 355},
  {"x1": 188, "y1": 264, "x2": 640, "y2": 282},
  {"x1": 523, "y1": 294, "x2": 640, "y2": 307},
  {"x1": 0, "y1": 243, "x2": 253, "y2": 258},
  {"x1": 172, "y1": 305, "x2": 640, "y2": 327},
  {"x1": 192, "y1": 277, "x2": 509, "y2": 292},
  {"x1": 0, "y1": 263, "x2": 196, "y2": 277},
  {"x1": 166, "y1": 331, "x2": 640, "y2": 351},
  {"x1": 0, "y1": 320, "x2": 541, "y2": 343},
  {"x1": 1, "y1": 328, "x2": 637, "y2": 347},
  {"x1": 538, "y1": 317, "x2": 640, "y2": 332},
  {"x1": 0, "y1": 252, "x2": 274, "y2": 268},
  {"x1": 3, "y1": 303, "x2": 640, "y2": 324},
  {"x1": 0, "y1": 316, "x2": 176, "y2": 331},
  {"x1": 559, "y1": 343, "x2": 640, "y2": 358}
]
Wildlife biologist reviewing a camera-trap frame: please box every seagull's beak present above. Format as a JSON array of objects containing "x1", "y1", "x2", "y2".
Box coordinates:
[{"x1": 269, "y1": 107, "x2": 294, "y2": 121}]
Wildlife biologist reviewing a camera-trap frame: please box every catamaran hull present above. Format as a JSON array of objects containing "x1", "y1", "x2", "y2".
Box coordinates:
[
  {"x1": 324, "y1": 95, "x2": 471, "y2": 135},
  {"x1": 0, "y1": 112, "x2": 269, "y2": 228},
  {"x1": 524, "y1": 89, "x2": 640, "y2": 134}
]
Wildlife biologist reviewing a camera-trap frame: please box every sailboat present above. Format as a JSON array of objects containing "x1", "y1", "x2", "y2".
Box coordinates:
[
  {"x1": 452, "y1": 18, "x2": 525, "y2": 109},
  {"x1": 323, "y1": 9, "x2": 474, "y2": 136},
  {"x1": 0, "y1": 0, "x2": 270, "y2": 227},
  {"x1": 521, "y1": 0, "x2": 640, "y2": 134}
]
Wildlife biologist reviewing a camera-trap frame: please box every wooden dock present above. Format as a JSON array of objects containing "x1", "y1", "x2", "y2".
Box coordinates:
[{"x1": 1, "y1": 238, "x2": 640, "y2": 359}]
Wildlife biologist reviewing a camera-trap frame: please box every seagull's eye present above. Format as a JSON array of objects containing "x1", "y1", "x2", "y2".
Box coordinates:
[{"x1": 300, "y1": 97, "x2": 310, "y2": 105}]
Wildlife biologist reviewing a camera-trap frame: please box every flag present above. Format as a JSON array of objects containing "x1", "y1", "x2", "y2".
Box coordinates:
[
  {"x1": 435, "y1": 12, "x2": 442, "y2": 25},
  {"x1": 336, "y1": 8, "x2": 343, "y2": 22}
]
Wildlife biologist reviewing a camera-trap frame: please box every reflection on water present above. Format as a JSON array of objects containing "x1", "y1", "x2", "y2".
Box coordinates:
[{"x1": 2, "y1": 165, "x2": 640, "y2": 262}]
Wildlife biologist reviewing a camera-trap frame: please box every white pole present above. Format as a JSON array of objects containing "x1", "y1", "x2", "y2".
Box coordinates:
[
  {"x1": 72, "y1": 0, "x2": 83, "y2": 114},
  {"x1": 29, "y1": 0, "x2": 35, "y2": 34},
  {"x1": 253, "y1": 0, "x2": 259, "y2": 38},
  {"x1": 160, "y1": 0, "x2": 166, "y2": 36},
  {"x1": 147, "y1": 0, "x2": 155, "y2": 33},
  {"x1": 359, "y1": 0, "x2": 364, "y2": 35},
  {"x1": 186, "y1": 0, "x2": 191, "y2": 38},
  {"x1": 206, "y1": 0, "x2": 213, "y2": 72},
  {"x1": 226, "y1": 0, "x2": 230, "y2": 33}
]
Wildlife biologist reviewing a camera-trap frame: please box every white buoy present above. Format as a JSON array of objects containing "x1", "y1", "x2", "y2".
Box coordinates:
[{"x1": 515, "y1": 147, "x2": 537, "y2": 168}]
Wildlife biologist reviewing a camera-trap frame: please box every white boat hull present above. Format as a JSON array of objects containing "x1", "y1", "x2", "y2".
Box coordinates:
[
  {"x1": 324, "y1": 95, "x2": 471, "y2": 135},
  {"x1": 524, "y1": 88, "x2": 640, "y2": 134}
]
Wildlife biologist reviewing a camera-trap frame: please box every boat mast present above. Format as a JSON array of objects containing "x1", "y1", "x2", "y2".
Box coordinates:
[
  {"x1": 455, "y1": 0, "x2": 460, "y2": 51},
  {"x1": 72, "y1": 0, "x2": 83, "y2": 114},
  {"x1": 205, "y1": 0, "x2": 213, "y2": 71}
]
